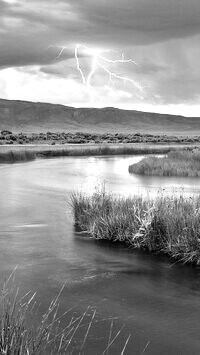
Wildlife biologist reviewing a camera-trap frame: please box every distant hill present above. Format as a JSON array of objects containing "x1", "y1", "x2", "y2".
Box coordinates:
[{"x1": 0, "y1": 98, "x2": 199, "y2": 135}]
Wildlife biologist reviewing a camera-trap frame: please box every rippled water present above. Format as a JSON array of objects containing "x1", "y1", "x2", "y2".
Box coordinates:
[{"x1": 1, "y1": 155, "x2": 200, "y2": 354}]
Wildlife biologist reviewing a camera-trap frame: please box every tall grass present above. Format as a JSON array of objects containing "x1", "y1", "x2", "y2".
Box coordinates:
[
  {"x1": 0, "y1": 271, "x2": 131, "y2": 354},
  {"x1": 0, "y1": 144, "x2": 196, "y2": 163},
  {"x1": 71, "y1": 191, "x2": 200, "y2": 265},
  {"x1": 0, "y1": 150, "x2": 36, "y2": 163},
  {"x1": 37, "y1": 145, "x2": 173, "y2": 158},
  {"x1": 129, "y1": 149, "x2": 200, "y2": 176}
]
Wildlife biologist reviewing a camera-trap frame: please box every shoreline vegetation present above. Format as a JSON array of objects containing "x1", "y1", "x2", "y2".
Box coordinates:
[
  {"x1": 71, "y1": 191, "x2": 200, "y2": 265},
  {"x1": 0, "y1": 143, "x2": 198, "y2": 164},
  {"x1": 129, "y1": 149, "x2": 200, "y2": 177},
  {"x1": 0, "y1": 129, "x2": 199, "y2": 164},
  {"x1": 1, "y1": 130, "x2": 200, "y2": 145}
]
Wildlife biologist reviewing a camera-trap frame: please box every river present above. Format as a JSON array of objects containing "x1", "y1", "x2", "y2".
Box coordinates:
[{"x1": 1, "y1": 155, "x2": 200, "y2": 354}]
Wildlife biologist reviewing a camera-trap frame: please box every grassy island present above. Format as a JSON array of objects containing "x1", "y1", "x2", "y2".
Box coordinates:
[
  {"x1": 71, "y1": 191, "x2": 200, "y2": 265},
  {"x1": 129, "y1": 149, "x2": 200, "y2": 177}
]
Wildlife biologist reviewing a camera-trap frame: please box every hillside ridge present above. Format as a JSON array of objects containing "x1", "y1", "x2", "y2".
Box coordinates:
[{"x1": 0, "y1": 98, "x2": 199, "y2": 135}]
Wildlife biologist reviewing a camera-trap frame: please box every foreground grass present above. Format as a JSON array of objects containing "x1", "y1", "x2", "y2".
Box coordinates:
[
  {"x1": 0, "y1": 143, "x2": 198, "y2": 163},
  {"x1": 129, "y1": 149, "x2": 200, "y2": 177},
  {"x1": 0, "y1": 273, "x2": 131, "y2": 354},
  {"x1": 71, "y1": 191, "x2": 200, "y2": 265}
]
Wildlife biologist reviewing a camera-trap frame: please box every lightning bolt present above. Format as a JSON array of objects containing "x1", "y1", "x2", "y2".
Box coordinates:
[{"x1": 53, "y1": 44, "x2": 143, "y2": 103}]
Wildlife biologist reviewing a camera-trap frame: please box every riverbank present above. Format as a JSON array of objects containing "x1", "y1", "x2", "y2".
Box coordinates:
[
  {"x1": 71, "y1": 191, "x2": 200, "y2": 265},
  {"x1": 129, "y1": 149, "x2": 200, "y2": 177},
  {"x1": 0, "y1": 143, "x2": 199, "y2": 163}
]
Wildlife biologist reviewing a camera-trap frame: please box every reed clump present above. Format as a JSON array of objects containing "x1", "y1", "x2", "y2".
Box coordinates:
[
  {"x1": 0, "y1": 272, "x2": 131, "y2": 354},
  {"x1": 0, "y1": 281, "x2": 73, "y2": 354},
  {"x1": 37, "y1": 144, "x2": 174, "y2": 158},
  {"x1": 129, "y1": 149, "x2": 200, "y2": 176},
  {"x1": 0, "y1": 150, "x2": 36, "y2": 163},
  {"x1": 71, "y1": 191, "x2": 200, "y2": 265}
]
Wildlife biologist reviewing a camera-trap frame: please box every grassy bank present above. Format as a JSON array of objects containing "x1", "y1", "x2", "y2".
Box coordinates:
[
  {"x1": 129, "y1": 149, "x2": 200, "y2": 177},
  {"x1": 71, "y1": 191, "x2": 200, "y2": 265},
  {"x1": 0, "y1": 143, "x2": 198, "y2": 163}
]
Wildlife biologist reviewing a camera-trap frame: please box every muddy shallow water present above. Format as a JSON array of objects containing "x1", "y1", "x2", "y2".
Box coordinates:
[{"x1": 1, "y1": 155, "x2": 200, "y2": 354}]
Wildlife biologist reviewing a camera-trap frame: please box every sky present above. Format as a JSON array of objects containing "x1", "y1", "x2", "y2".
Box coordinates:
[{"x1": 1, "y1": 0, "x2": 200, "y2": 116}]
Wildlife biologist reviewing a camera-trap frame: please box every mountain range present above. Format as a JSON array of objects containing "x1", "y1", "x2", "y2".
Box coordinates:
[{"x1": 0, "y1": 98, "x2": 199, "y2": 135}]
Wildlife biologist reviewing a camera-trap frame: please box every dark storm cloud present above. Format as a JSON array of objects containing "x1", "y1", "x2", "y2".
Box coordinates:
[
  {"x1": 1, "y1": 0, "x2": 200, "y2": 69},
  {"x1": 0, "y1": 0, "x2": 76, "y2": 68},
  {"x1": 69, "y1": 0, "x2": 200, "y2": 43}
]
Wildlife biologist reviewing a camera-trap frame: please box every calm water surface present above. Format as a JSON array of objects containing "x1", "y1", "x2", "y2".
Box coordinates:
[{"x1": 1, "y1": 155, "x2": 200, "y2": 354}]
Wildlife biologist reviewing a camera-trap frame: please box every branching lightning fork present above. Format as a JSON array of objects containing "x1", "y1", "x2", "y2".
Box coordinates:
[{"x1": 54, "y1": 44, "x2": 143, "y2": 103}]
